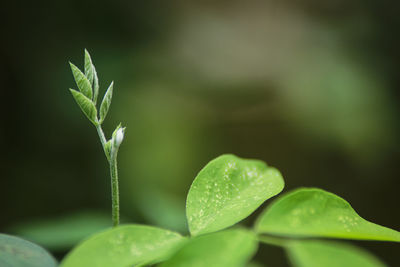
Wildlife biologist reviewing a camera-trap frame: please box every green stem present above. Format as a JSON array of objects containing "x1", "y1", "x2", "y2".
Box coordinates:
[
  {"x1": 96, "y1": 123, "x2": 120, "y2": 227},
  {"x1": 110, "y1": 155, "x2": 120, "y2": 227},
  {"x1": 258, "y1": 235, "x2": 288, "y2": 248},
  {"x1": 96, "y1": 124, "x2": 108, "y2": 160}
]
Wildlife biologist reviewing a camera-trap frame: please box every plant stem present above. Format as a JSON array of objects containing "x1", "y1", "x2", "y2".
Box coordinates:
[
  {"x1": 96, "y1": 123, "x2": 120, "y2": 227},
  {"x1": 96, "y1": 124, "x2": 108, "y2": 157},
  {"x1": 258, "y1": 235, "x2": 288, "y2": 248},
  {"x1": 110, "y1": 155, "x2": 120, "y2": 227}
]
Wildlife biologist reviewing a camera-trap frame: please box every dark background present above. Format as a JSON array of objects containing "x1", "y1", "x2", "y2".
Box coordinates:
[{"x1": 1, "y1": 0, "x2": 399, "y2": 265}]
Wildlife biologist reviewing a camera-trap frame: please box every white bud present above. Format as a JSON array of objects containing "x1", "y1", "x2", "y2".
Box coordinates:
[{"x1": 115, "y1": 128, "x2": 124, "y2": 147}]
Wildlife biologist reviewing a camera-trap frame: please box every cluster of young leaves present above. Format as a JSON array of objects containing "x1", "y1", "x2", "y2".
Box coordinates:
[
  {"x1": 69, "y1": 50, "x2": 113, "y2": 126},
  {"x1": 1, "y1": 51, "x2": 399, "y2": 267}
]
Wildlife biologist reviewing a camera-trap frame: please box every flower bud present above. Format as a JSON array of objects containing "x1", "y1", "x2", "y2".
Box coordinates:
[{"x1": 115, "y1": 128, "x2": 124, "y2": 147}]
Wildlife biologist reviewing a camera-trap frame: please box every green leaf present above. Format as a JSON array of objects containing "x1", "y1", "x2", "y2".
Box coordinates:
[
  {"x1": 255, "y1": 188, "x2": 400, "y2": 242},
  {"x1": 186, "y1": 154, "x2": 284, "y2": 236},
  {"x1": 0, "y1": 233, "x2": 57, "y2": 267},
  {"x1": 104, "y1": 140, "x2": 112, "y2": 161},
  {"x1": 9, "y1": 211, "x2": 111, "y2": 251},
  {"x1": 161, "y1": 229, "x2": 258, "y2": 267},
  {"x1": 60, "y1": 225, "x2": 186, "y2": 267},
  {"x1": 287, "y1": 240, "x2": 387, "y2": 267},
  {"x1": 112, "y1": 123, "x2": 122, "y2": 138},
  {"x1": 99, "y1": 81, "x2": 113, "y2": 124},
  {"x1": 92, "y1": 64, "x2": 99, "y2": 104},
  {"x1": 70, "y1": 62, "x2": 92, "y2": 99},
  {"x1": 69, "y1": 89, "x2": 98, "y2": 125},
  {"x1": 84, "y1": 49, "x2": 94, "y2": 86},
  {"x1": 83, "y1": 49, "x2": 99, "y2": 104},
  {"x1": 247, "y1": 262, "x2": 265, "y2": 267}
]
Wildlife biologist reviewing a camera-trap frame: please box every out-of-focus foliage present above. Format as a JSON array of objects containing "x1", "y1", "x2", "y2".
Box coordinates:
[
  {"x1": 0, "y1": 234, "x2": 57, "y2": 267},
  {"x1": 8, "y1": 212, "x2": 112, "y2": 251}
]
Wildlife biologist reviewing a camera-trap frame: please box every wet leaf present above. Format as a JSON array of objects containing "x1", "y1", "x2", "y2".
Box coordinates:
[
  {"x1": 287, "y1": 240, "x2": 387, "y2": 267},
  {"x1": 255, "y1": 188, "x2": 400, "y2": 242},
  {"x1": 187, "y1": 154, "x2": 284, "y2": 236},
  {"x1": 60, "y1": 225, "x2": 186, "y2": 267},
  {"x1": 161, "y1": 229, "x2": 258, "y2": 267}
]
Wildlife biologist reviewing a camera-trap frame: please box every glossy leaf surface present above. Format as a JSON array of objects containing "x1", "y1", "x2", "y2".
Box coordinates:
[
  {"x1": 255, "y1": 188, "x2": 400, "y2": 242},
  {"x1": 70, "y1": 89, "x2": 98, "y2": 125},
  {"x1": 187, "y1": 154, "x2": 284, "y2": 236},
  {"x1": 70, "y1": 63, "x2": 92, "y2": 99},
  {"x1": 0, "y1": 234, "x2": 57, "y2": 267},
  {"x1": 287, "y1": 240, "x2": 387, "y2": 267},
  {"x1": 161, "y1": 229, "x2": 258, "y2": 267},
  {"x1": 60, "y1": 225, "x2": 186, "y2": 267}
]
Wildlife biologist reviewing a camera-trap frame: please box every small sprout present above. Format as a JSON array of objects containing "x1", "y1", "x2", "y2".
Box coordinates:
[{"x1": 69, "y1": 50, "x2": 125, "y2": 227}]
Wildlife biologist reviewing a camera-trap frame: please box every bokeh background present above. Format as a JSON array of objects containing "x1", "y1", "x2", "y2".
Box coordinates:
[{"x1": 1, "y1": 0, "x2": 399, "y2": 265}]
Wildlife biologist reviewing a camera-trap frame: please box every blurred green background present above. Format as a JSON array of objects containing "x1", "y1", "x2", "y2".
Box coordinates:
[{"x1": 1, "y1": 0, "x2": 399, "y2": 265}]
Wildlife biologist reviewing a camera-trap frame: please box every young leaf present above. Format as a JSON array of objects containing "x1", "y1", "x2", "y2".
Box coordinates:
[
  {"x1": 161, "y1": 229, "x2": 258, "y2": 267},
  {"x1": 104, "y1": 140, "x2": 112, "y2": 161},
  {"x1": 112, "y1": 123, "x2": 122, "y2": 138},
  {"x1": 92, "y1": 64, "x2": 99, "y2": 104},
  {"x1": 255, "y1": 188, "x2": 400, "y2": 242},
  {"x1": 83, "y1": 49, "x2": 99, "y2": 104},
  {"x1": 287, "y1": 240, "x2": 387, "y2": 267},
  {"x1": 99, "y1": 81, "x2": 113, "y2": 124},
  {"x1": 70, "y1": 63, "x2": 93, "y2": 99},
  {"x1": 186, "y1": 154, "x2": 284, "y2": 236},
  {"x1": 60, "y1": 225, "x2": 186, "y2": 267},
  {"x1": 70, "y1": 89, "x2": 98, "y2": 125},
  {"x1": 0, "y1": 234, "x2": 57, "y2": 267},
  {"x1": 84, "y1": 49, "x2": 94, "y2": 85}
]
